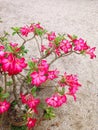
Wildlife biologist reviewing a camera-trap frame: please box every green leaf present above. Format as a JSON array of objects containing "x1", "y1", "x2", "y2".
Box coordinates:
[
  {"x1": 44, "y1": 107, "x2": 55, "y2": 119},
  {"x1": 20, "y1": 45, "x2": 25, "y2": 50},
  {"x1": 6, "y1": 81, "x2": 13, "y2": 86},
  {"x1": 11, "y1": 100, "x2": 17, "y2": 108},
  {"x1": 28, "y1": 61, "x2": 36, "y2": 69},
  {"x1": 72, "y1": 35, "x2": 77, "y2": 39},
  {"x1": 0, "y1": 92, "x2": 10, "y2": 99},
  {"x1": 24, "y1": 49, "x2": 28, "y2": 54},
  {"x1": 11, "y1": 27, "x2": 20, "y2": 32},
  {"x1": 26, "y1": 74, "x2": 32, "y2": 84},
  {"x1": 54, "y1": 35, "x2": 65, "y2": 46},
  {"x1": 11, "y1": 125, "x2": 27, "y2": 130},
  {"x1": 31, "y1": 86, "x2": 37, "y2": 97},
  {"x1": 12, "y1": 32, "x2": 17, "y2": 36},
  {"x1": 7, "y1": 45, "x2": 13, "y2": 52},
  {"x1": 35, "y1": 28, "x2": 47, "y2": 36},
  {"x1": 0, "y1": 87, "x2": 3, "y2": 93},
  {"x1": 11, "y1": 27, "x2": 20, "y2": 36}
]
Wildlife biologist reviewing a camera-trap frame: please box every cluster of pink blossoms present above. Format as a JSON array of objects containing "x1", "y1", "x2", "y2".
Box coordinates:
[
  {"x1": 59, "y1": 73, "x2": 81, "y2": 100},
  {"x1": 42, "y1": 32, "x2": 96, "y2": 59},
  {"x1": 0, "y1": 100, "x2": 10, "y2": 114},
  {"x1": 20, "y1": 93, "x2": 40, "y2": 128},
  {"x1": 20, "y1": 23, "x2": 43, "y2": 37},
  {"x1": 2, "y1": 53, "x2": 27, "y2": 75},
  {"x1": 30, "y1": 59, "x2": 59, "y2": 86},
  {"x1": 45, "y1": 72, "x2": 81, "y2": 108},
  {"x1": 0, "y1": 44, "x2": 27, "y2": 75},
  {"x1": 46, "y1": 93, "x2": 67, "y2": 108},
  {"x1": 20, "y1": 93, "x2": 40, "y2": 114},
  {"x1": 27, "y1": 118, "x2": 37, "y2": 129}
]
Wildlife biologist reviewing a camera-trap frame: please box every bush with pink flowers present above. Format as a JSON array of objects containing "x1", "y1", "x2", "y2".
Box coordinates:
[{"x1": 0, "y1": 21, "x2": 96, "y2": 129}]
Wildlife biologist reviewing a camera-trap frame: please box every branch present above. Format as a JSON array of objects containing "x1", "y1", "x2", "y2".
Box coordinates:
[
  {"x1": 12, "y1": 75, "x2": 20, "y2": 107},
  {"x1": 4, "y1": 72, "x2": 7, "y2": 92},
  {"x1": 49, "y1": 51, "x2": 73, "y2": 66},
  {"x1": 35, "y1": 36, "x2": 41, "y2": 57}
]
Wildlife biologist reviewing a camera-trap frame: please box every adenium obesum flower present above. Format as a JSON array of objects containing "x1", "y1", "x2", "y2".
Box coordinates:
[
  {"x1": 27, "y1": 118, "x2": 37, "y2": 129},
  {"x1": 41, "y1": 45, "x2": 47, "y2": 52},
  {"x1": 9, "y1": 42, "x2": 20, "y2": 53},
  {"x1": 2, "y1": 53, "x2": 27, "y2": 75},
  {"x1": 0, "y1": 100, "x2": 10, "y2": 114},
  {"x1": 35, "y1": 23, "x2": 43, "y2": 29},
  {"x1": 0, "y1": 45, "x2": 5, "y2": 51},
  {"x1": 86, "y1": 47, "x2": 96, "y2": 59},
  {"x1": 10, "y1": 42, "x2": 18, "y2": 47},
  {"x1": 46, "y1": 93, "x2": 67, "y2": 108},
  {"x1": 38, "y1": 59, "x2": 49, "y2": 73},
  {"x1": 20, "y1": 23, "x2": 44, "y2": 37},
  {"x1": 60, "y1": 40, "x2": 72, "y2": 53},
  {"x1": 20, "y1": 93, "x2": 40, "y2": 114},
  {"x1": 48, "y1": 32, "x2": 56, "y2": 41},
  {"x1": 73, "y1": 38, "x2": 89, "y2": 51},
  {"x1": 30, "y1": 59, "x2": 59, "y2": 86},
  {"x1": 59, "y1": 73, "x2": 81, "y2": 100},
  {"x1": 20, "y1": 26, "x2": 31, "y2": 37},
  {"x1": 31, "y1": 71, "x2": 47, "y2": 86},
  {"x1": 48, "y1": 70, "x2": 59, "y2": 80},
  {"x1": 0, "y1": 51, "x2": 5, "y2": 64}
]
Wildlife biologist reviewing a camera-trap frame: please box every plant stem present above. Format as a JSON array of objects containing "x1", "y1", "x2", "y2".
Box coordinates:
[
  {"x1": 35, "y1": 36, "x2": 41, "y2": 56},
  {"x1": 49, "y1": 51, "x2": 73, "y2": 66},
  {"x1": 12, "y1": 75, "x2": 20, "y2": 107},
  {"x1": 18, "y1": 33, "x2": 35, "y2": 47},
  {"x1": 4, "y1": 72, "x2": 7, "y2": 92},
  {"x1": 0, "y1": 113, "x2": 4, "y2": 128}
]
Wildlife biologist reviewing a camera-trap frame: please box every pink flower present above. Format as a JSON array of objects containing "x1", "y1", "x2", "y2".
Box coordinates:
[
  {"x1": 30, "y1": 23, "x2": 43, "y2": 33},
  {"x1": 48, "y1": 70, "x2": 59, "y2": 80},
  {"x1": 26, "y1": 94, "x2": 40, "y2": 109},
  {"x1": 9, "y1": 42, "x2": 20, "y2": 53},
  {"x1": 32, "y1": 58, "x2": 38, "y2": 63},
  {"x1": 59, "y1": 73, "x2": 81, "y2": 100},
  {"x1": 86, "y1": 47, "x2": 96, "y2": 59},
  {"x1": 64, "y1": 73, "x2": 81, "y2": 88},
  {"x1": 2, "y1": 53, "x2": 27, "y2": 75},
  {"x1": 10, "y1": 42, "x2": 18, "y2": 47},
  {"x1": 31, "y1": 71, "x2": 46, "y2": 86},
  {"x1": 41, "y1": 45, "x2": 47, "y2": 52},
  {"x1": 20, "y1": 93, "x2": 27, "y2": 104},
  {"x1": 0, "y1": 45, "x2": 5, "y2": 51},
  {"x1": 20, "y1": 93, "x2": 40, "y2": 114},
  {"x1": 38, "y1": 59, "x2": 49, "y2": 73},
  {"x1": 60, "y1": 40, "x2": 72, "y2": 53},
  {"x1": 0, "y1": 100, "x2": 10, "y2": 114},
  {"x1": 48, "y1": 32, "x2": 56, "y2": 41},
  {"x1": 0, "y1": 51, "x2": 5, "y2": 64},
  {"x1": 30, "y1": 24, "x2": 35, "y2": 32},
  {"x1": 55, "y1": 47, "x2": 61, "y2": 56},
  {"x1": 46, "y1": 93, "x2": 67, "y2": 108},
  {"x1": 74, "y1": 38, "x2": 89, "y2": 51},
  {"x1": 35, "y1": 23, "x2": 43, "y2": 29},
  {"x1": 20, "y1": 26, "x2": 31, "y2": 37},
  {"x1": 27, "y1": 118, "x2": 37, "y2": 129}
]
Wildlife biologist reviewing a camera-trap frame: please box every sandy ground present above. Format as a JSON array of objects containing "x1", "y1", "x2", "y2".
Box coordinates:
[{"x1": 0, "y1": 0, "x2": 98, "y2": 130}]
